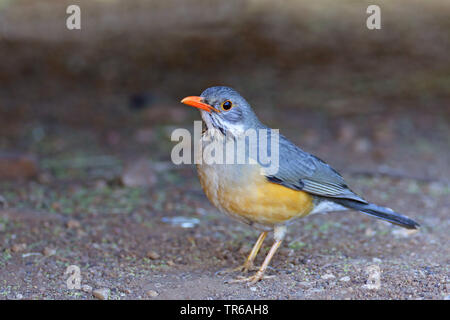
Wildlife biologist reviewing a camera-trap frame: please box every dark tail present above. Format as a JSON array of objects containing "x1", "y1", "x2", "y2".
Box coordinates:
[{"x1": 334, "y1": 199, "x2": 420, "y2": 229}]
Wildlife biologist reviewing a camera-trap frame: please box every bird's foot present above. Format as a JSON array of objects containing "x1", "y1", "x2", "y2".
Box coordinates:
[
  {"x1": 215, "y1": 263, "x2": 258, "y2": 276},
  {"x1": 226, "y1": 271, "x2": 275, "y2": 284}
]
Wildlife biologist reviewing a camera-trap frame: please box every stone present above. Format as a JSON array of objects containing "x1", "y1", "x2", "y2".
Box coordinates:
[
  {"x1": 167, "y1": 260, "x2": 175, "y2": 266},
  {"x1": 66, "y1": 219, "x2": 81, "y2": 229},
  {"x1": 43, "y1": 247, "x2": 56, "y2": 256},
  {"x1": 11, "y1": 243, "x2": 27, "y2": 253},
  {"x1": 321, "y1": 273, "x2": 336, "y2": 280},
  {"x1": 146, "y1": 290, "x2": 159, "y2": 297},
  {"x1": 92, "y1": 288, "x2": 110, "y2": 300},
  {"x1": 146, "y1": 251, "x2": 160, "y2": 260}
]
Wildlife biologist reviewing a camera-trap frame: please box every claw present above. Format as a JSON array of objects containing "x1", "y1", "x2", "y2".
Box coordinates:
[
  {"x1": 226, "y1": 272, "x2": 276, "y2": 284},
  {"x1": 215, "y1": 263, "x2": 258, "y2": 276},
  {"x1": 216, "y1": 231, "x2": 269, "y2": 277},
  {"x1": 225, "y1": 233, "x2": 284, "y2": 285},
  {"x1": 220, "y1": 228, "x2": 285, "y2": 285}
]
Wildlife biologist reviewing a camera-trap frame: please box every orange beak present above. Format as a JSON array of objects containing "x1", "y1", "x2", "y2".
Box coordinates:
[{"x1": 180, "y1": 96, "x2": 219, "y2": 113}]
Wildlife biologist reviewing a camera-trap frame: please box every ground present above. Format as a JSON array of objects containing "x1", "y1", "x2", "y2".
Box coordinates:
[
  {"x1": 0, "y1": 0, "x2": 449, "y2": 300},
  {"x1": 0, "y1": 106, "x2": 448, "y2": 300}
]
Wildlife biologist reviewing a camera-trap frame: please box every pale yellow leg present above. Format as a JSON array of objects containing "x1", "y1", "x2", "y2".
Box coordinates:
[
  {"x1": 217, "y1": 231, "x2": 268, "y2": 275},
  {"x1": 229, "y1": 225, "x2": 287, "y2": 284},
  {"x1": 238, "y1": 231, "x2": 268, "y2": 272}
]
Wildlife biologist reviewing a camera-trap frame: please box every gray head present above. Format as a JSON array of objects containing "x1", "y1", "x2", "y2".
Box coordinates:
[{"x1": 181, "y1": 86, "x2": 263, "y2": 135}]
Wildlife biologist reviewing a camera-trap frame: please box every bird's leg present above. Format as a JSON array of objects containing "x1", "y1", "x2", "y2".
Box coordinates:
[
  {"x1": 236, "y1": 231, "x2": 268, "y2": 272},
  {"x1": 217, "y1": 231, "x2": 267, "y2": 275},
  {"x1": 230, "y1": 225, "x2": 286, "y2": 284}
]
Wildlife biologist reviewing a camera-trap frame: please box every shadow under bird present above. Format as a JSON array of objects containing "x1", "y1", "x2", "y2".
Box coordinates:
[{"x1": 181, "y1": 86, "x2": 419, "y2": 284}]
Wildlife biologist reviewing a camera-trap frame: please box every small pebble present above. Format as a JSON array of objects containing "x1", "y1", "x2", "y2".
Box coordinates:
[
  {"x1": 167, "y1": 260, "x2": 175, "y2": 266},
  {"x1": 340, "y1": 276, "x2": 351, "y2": 282},
  {"x1": 146, "y1": 290, "x2": 159, "y2": 297},
  {"x1": 92, "y1": 288, "x2": 110, "y2": 300},
  {"x1": 82, "y1": 285, "x2": 92, "y2": 293},
  {"x1": 146, "y1": 251, "x2": 160, "y2": 260},
  {"x1": 67, "y1": 219, "x2": 81, "y2": 229},
  {"x1": 11, "y1": 243, "x2": 27, "y2": 253},
  {"x1": 372, "y1": 257, "x2": 382, "y2": 264},
  {"x1": 43, "y1": 247, "x2": 56, "y2": 257},
  {"x1": 249, "y1": 287, "x2": 257, "y2": 292},
  {"x1": 16, "y1": 293, "x2": 23, "y2": 299},
  {"x1": 321, "y1": 273, "x2": 335, "y2": 280}
]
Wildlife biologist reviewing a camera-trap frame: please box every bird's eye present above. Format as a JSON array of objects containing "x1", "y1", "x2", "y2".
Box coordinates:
[{"x1": 221, "y1": 100, "x2": 233, "y2": 111}]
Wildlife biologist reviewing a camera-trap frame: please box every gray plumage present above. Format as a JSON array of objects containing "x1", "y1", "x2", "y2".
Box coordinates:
[
  {"x1": 269, "y1": 133, "x2": 418, "y2": 229},
  {"x1": 268, "y1": 134, "x2": 367, "y2": 203},
  {"x1": 198, "y1": 86, "x2": 420, "y2": 230}
]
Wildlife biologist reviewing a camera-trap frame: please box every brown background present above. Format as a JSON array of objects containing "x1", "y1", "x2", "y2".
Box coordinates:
[{"x1": 0, "y1": 0, "x2": 448, "y2": 300}]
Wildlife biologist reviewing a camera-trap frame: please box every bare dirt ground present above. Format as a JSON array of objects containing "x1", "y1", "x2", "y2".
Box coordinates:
[
  {"x1": 0, "y1": 106, "x2": 448, "y2": 300},
  {"x1": 0, "y1": 0, "x2": 449, "y2": 299}
]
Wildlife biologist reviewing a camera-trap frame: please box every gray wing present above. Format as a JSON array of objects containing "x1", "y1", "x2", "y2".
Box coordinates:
[{"x1": 265, "y1": 134, "x2": 367, "y2": 204}]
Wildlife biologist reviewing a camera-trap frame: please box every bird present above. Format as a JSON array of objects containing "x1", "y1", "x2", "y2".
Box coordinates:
[{"x1": 180, "y1": 86, "x2": 419, "y2": 284}]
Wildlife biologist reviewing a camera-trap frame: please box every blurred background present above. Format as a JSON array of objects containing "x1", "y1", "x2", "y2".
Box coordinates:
[
  {"x1": 0, "y1": 0, "x2": 449, "y2": 178},
  {"x1": 0, "y1": 0, "x2": 448, "y2": 299}
]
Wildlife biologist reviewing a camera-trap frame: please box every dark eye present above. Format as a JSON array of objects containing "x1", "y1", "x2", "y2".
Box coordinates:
[{"x1": 221, "y1": 100, "x2": 233, "y2": 111}]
